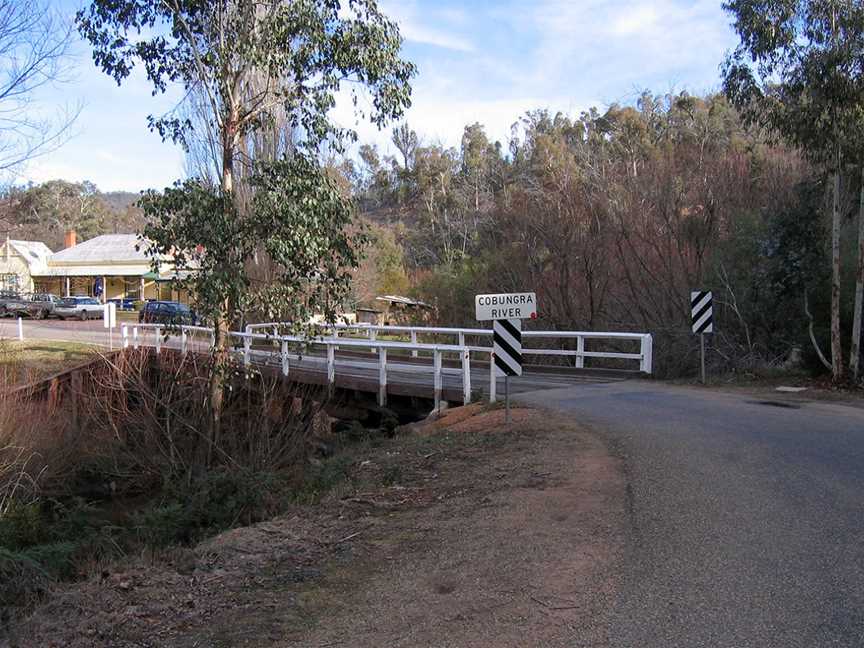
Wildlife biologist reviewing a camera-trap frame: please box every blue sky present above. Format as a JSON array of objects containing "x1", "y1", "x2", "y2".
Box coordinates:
[{"x1": 19, "y1": 0, "x2": 738, "y2": 192}]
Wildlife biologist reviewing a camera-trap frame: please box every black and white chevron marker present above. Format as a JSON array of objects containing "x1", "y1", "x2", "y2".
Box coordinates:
[
  {"x1": 493, "y1": 318, "x2": 522, "y2": 377},
  {"x1": 691, "y1": 290, "x2": 713, "y2": 334}
]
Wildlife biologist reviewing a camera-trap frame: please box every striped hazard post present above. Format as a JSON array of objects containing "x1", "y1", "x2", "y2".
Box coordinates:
[
  {"x1": 493, "y1": 318, "x2": 522, "y2": 424},
  {"x1": 690, "y1": 290, "x2": 713, "y2": 334},
  {"x1": 475, "y1": 292, "x2": 538, "y2": 425},
  {"x1": 691, "y1": 290, "x2": 713, "y2": 383},
  {"x1": 493, "y1": 318, "x2": 522, "y2": 377}
]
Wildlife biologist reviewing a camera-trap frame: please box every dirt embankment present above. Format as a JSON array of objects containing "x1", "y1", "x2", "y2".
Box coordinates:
[{"x1": 4, "y1": 405, "x2": 627, "y2": 648}]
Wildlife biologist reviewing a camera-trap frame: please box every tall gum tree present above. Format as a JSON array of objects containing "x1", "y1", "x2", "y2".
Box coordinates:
[
  {"x1": 77, "y1": 0, "x2": 416, "y2": 438},
  {"x1": 722, "y1": 0, "x2": 864, "y2": 382}
]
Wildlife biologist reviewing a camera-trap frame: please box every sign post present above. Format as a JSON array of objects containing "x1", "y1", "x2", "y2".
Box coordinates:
[
  {"x1": 476, "y1": 292, "x2": 537, "y2": 425},
  {"x1": 690, "y1": 290, "x2": 713, "y2": 384},
  {"x1": 104, "y1": 302, "x2": 117, "y2": 350}
]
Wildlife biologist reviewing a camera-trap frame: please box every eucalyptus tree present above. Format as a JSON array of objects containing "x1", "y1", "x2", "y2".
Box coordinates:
[
  {"x1": 722, "y1": 0, "x2": 864, "y2": 381},
  {"x1": 77, "y1": 0, "x2": 415, "y2": 437}
]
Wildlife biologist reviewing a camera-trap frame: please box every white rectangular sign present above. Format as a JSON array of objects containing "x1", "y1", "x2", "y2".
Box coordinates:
[
  {"x1": 475, "y1": 292, "x2": 537, "y2": 321},
  {"x1": 103, "y1": 302, "x2": 116, "y2": 329}
]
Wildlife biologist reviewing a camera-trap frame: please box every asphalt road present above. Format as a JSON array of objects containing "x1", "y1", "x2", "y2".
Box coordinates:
[{"x1": 518, "y1": 381, "x2": 864, "y2": 648}]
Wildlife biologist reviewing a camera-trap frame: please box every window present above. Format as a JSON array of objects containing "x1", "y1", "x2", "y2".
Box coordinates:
[
  {"x1": 0, "y1": 274, "x2": 19, "y2": 294},
  {"x1": 124, "y1": 277, "x2": 141, "y2": 300}
]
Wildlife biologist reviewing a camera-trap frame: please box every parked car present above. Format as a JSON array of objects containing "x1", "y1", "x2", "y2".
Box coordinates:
[
  {"x1": 138, "y1": 301, "x2": 197, "y2": 326},
  {"x1": 0, "y1": 293, "x2": 62, "y2": 319},
  {"x1": 54, "y1": 296, "x2": 106, "y2": 321},
  {"x1": 107, "y1": 297, "x2": 137, "y2": 311}
]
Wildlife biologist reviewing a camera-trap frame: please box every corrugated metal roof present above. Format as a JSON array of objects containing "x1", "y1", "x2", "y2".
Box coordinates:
[
  {"x1": 9, "y1": 240, "x2": 53, "y2": 267},
  {"x1": 375, "y1": 295, "x2": 432, "y2": 308},
  {"x1": 49, "y1": 234, "x2": 162, "y2": 264}
]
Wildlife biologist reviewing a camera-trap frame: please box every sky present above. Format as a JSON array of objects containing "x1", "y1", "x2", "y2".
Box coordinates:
[{"x1": 18, "y1": 0, "x2": 738, "y2": 193}]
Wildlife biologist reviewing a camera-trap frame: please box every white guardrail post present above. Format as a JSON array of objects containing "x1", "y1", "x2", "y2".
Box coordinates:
[
  {"x1": 489, "y1": 352, "x2": 496, "y2": 403},
  {"x1": 462, "y1": 348, "x2": 471, "y2": 404},
  {"x1": 641, "y1": 334, "x2": 653, "y2": 374},
  {"x1": 433, "y1": 349, "x2": 442, "y2": 412},
  {"x1": 575, "y1": 335, "x2": 585, "y2": 369},
  {"x1": 378, "y1": 347, "x2": 387, "y2": 407},
  {"x1": 132, "y1": 326, "x2": 139, "y2": 349},
  {"x1": 181, "y1": 327, "x2": 187, "y2": 355},
  {"x1": 155, "y1": 325, "x2": 161, "y2": 354},
  {"x1": 121, "y1": 325, "x2": 128, "y2": 349},
  {"x1": 243, "y1": 335, "x2": 251, "y2": 367},
  {"x1": 16, "y1": 317, "x2": 23, "y2": 341},
  {"x1": 410, "y1": 330, "x2": 418, "y2": 357},
  {"x1": 327, "y1": 344, "x2": 335, "y2": 393},
  {"x1": 281, "y1": 339, "x2": 289, "y2": 376}
]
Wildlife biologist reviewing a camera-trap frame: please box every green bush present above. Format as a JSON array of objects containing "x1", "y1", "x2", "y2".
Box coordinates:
[
  {"x1": 295, "y1": 454, "x2": 353, "y2": 503},
  {"x1": 134, "y1": 469, "x2": 285, "y2": 547}
]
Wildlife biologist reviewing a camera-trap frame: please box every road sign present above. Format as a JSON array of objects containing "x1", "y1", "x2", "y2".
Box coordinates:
[
  {"x1": 476, "y1": 292, "x2": 537, "y2": 321},
  {"x1": 691, "y1": 290, "x2": 713, "y2": 334},
  {"x1": 493, "y1": 318, "x2": 522, "y2": 377},
  {"x1": 103, "y1": 302, "x2": 116, "y2": 329}
]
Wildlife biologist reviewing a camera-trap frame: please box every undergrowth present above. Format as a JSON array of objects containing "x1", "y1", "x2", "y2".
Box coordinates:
[{"x1": 0, "y1": 348, "x2": 393, "y2": 623}]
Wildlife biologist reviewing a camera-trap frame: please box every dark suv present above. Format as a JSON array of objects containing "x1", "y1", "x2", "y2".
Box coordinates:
[{"x1": 138, "y1": 301, "x2": 197, "y2": 326}]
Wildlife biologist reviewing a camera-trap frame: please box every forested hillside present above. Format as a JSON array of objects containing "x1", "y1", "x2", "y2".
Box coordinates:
[
  {"x1": 350, "y1": 93, "x2": 859, "y2": 377},
  {"x1": 0, "y1": 181, "x2": 144, "y2": 250},
  {"x1": 0, "y1": 94, "x2": 858, "y2": 378}
]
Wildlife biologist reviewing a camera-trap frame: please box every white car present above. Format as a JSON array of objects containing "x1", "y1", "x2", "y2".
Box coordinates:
[{"x1": 54, "y1": 296, "x2": 106, "y2": 321}]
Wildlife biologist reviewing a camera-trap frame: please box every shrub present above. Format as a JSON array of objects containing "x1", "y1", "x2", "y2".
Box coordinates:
[{"x1": 134, "y1": 469, "x2": 286, "y2": 547}]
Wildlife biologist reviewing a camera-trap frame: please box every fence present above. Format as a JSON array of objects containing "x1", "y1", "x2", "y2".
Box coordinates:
[
  {"x1": 246, "y1": 322, "x2": 653, "y2": 373},
  {"x1": 121, "y1": 322, "x2": 653, "y2": 412}
]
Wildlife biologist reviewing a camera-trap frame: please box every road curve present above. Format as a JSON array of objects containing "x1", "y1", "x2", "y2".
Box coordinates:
[{"x1": 518, "y1": 381, "x2": 864, "y2": 648}]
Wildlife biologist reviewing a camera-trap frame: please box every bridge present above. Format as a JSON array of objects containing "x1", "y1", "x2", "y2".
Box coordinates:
[{"x1": 116, "y1": 321, "x2": 653, "y2": 410}]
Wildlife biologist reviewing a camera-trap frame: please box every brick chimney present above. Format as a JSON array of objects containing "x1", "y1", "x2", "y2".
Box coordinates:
[{"x1": 64, "y1": 229, "x2": 77, "y2": 249}]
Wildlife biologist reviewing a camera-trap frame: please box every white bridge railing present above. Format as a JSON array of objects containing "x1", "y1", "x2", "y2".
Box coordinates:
[
  {"x1": 122, "y1": 322, "x2": 652, "y2": 412},
  {"x1": 246, "y1": 322, "x2": 653, "y2": 373}
]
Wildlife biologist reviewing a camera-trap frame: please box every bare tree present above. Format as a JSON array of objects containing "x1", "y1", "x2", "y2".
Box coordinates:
[{"x1": 0, "y1": 1, "x2": 78, "y2": 173}]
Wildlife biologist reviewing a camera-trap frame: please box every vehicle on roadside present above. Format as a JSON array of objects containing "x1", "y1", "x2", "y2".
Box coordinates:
[
  {"x1": 138, "y1": 301, "x2": 197, "y2": 326},
  {"x1": 0, "y1": 293, "x2": 62, "y2": 319},
  {"x1": 107, "y1": 297, "x2": 137, "y2": 311},
  {"x1": 54, "y1": 296, "x2": 106, "y2": 321}
]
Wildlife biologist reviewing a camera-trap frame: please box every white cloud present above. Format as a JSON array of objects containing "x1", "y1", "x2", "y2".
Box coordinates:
[{"x1": 381, "y1": 0, "x2": 475, "y2": 52}]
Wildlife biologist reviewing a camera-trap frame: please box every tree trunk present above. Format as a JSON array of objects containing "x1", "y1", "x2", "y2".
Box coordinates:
[
  {"x1": 831, "y1": 161, "x2": 844, "y2": 381},
  {"x1": 209, "y1": 109, "x2": 238, "y2": 453},
  {"x1": 852, "y1": 169, "x2": 864, "y2": 381}
]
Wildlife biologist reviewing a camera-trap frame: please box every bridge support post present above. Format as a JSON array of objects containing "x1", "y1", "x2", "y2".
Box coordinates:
[
  {"x1": 640, "y1": 334, "x2": 653, "y2": 374},
  {"x1": 489, "y1": 352, "x2": 496, "y2": 403},
  {"x1": 462, "y1": 349, "x2": 471, "y2": 404},
  {"x1": 433, "y1": 349, "x2": 442, "y2": 412},
  {"x1": 378, "y1": 348, "x2": 387, "y2": 407},
  {"x1": 281, "y1": 339, "x2": 289, "y2": 376},
  {"x1": 576, "y1": 336, "x2": 585, "y2": 369},
  {"x1": 327, "y1": 344, "x2": 335, "y2": 394}
]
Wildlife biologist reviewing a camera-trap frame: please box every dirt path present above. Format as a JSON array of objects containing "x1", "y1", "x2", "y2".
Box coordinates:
[{"x1": 6, "y1": 406, "x2": 626, "y2": 648}]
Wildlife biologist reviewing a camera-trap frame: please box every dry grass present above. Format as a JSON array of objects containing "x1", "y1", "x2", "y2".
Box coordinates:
[
  {"x1": 0, "y1": 340, "x2": 98, "y2": 386},
  {"x1": 0, "y1": 347, "x2": 328, "y2": 624}
]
